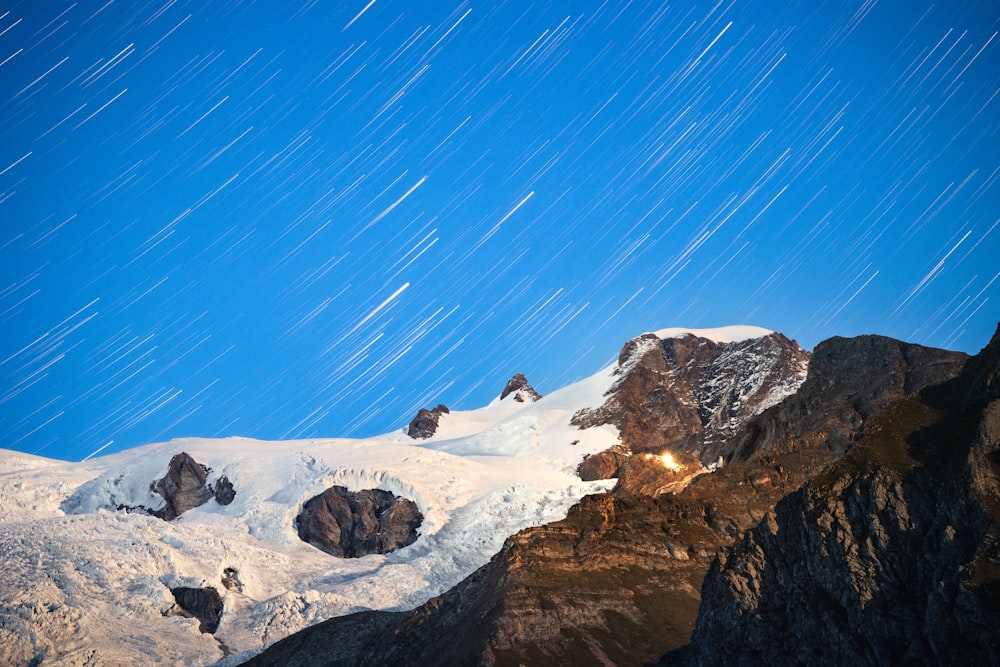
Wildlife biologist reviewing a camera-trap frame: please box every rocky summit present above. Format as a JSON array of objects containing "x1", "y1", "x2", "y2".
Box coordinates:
[
  {"x1": 407, "y1": 404, "x2": 450, "y2": 439},
  {"x1": 499, "y1": 373, "x2": 543, "y2": 403},
  {"x1": 243, "y1": 328, "x2": 982, "y2": 667},
  {"x1": 571, "y1": 330, "x2": 810, "y2": 469}
]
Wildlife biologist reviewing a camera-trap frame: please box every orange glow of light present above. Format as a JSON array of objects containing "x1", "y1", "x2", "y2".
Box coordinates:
[{"x1": 643, "y1": 451, "x2": 682, "y2": 471}]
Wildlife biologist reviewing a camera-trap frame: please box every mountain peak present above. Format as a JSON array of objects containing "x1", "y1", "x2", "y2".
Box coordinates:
[
  {"x1": 573, "y1": 327, "x2": 810, "y2": 465},
  {"x1": 498, "y1": 373, "x2": 542, "y2": 403},
  {"x1": 406, "y1": 403, "x2": 450, "y2": 439}
]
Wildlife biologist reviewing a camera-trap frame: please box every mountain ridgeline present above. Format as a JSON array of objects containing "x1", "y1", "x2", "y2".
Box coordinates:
[
  {"x1": 245, "y1": 327, "x2": 997, "y2": 666},
  {"x1": 2, "y1": 325, "x2": 994, "y2": 666}
]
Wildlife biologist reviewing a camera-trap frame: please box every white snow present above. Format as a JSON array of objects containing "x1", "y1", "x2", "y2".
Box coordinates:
[
  {"x1": 0, "y1": 365, "x2": 623, "y2": 666},
  {"x1": 651, "y1": 325, "x2": 775, "y2": 343}
]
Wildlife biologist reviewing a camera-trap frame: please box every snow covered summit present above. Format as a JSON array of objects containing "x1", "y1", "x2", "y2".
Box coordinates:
[{"x1": 0, "y1": 324, "x2": 810, "y2": 666}]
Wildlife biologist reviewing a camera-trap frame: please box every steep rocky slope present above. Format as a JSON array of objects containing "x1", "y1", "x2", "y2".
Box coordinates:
[
  {"x1": 678, "y1": 326, "x2": 1000, "y2": 666},
  {"x1": 572, "y1": 329, "x2": 810, "y2": 468},
  {"x1": 243, "y1": 333, "x2": 968, "y2": 666}
]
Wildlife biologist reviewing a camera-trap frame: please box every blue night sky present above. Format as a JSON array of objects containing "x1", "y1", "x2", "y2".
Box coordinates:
[{"x1": 1, "y1": 0, "x2": 997, "y2": 461}]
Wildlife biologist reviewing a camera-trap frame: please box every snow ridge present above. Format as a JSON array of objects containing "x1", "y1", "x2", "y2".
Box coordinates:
[{"x1": 0, "y1": 324, "x2": 797, "y2": 666}]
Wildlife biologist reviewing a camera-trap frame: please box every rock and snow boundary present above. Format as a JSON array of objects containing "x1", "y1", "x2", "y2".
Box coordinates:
[{"x1": 0, "y1": 325, "x2": 788, "y2": 666}]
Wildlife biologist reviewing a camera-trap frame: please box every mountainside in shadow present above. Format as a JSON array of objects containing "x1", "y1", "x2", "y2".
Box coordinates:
[
  {"x1": 242, "y1": 332, "x2": 971, "y2": 667},
  {"x1": 675, "y1": 325, "x2": 1000, "y2": 666}
]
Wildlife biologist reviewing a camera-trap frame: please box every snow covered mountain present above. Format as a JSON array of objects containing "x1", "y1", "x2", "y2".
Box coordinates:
[
  {"x1": 242, "y1": 330, "x2": 974, "y2": 667},
  {"x1": 0, "y1": 325, "x2": 807, "y2": 666}
]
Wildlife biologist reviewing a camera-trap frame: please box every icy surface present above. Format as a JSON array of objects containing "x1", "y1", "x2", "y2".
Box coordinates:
[
  {"x1": 0, "y1": 369, "x2": 621, "y2": 666},
  {"x1": 652, "y1": 325, "x2": 775, "y2": 343}
]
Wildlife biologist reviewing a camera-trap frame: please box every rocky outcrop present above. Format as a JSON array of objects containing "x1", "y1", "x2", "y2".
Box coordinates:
[
  {"x1": 150, "y1": 453, "x2": 234, "y2": 521},
  {"x1": 576, "y1": 444, "x2": 630, "y2": 480},
  {"x1": 499, "y1": 373, "x2": 542, "y2": 402},
  {"x1": 221, "y1": 567, "x2": 243, "y2": 593},
  {"x1": 678, "y1": 326, "x2": 1000, "y2": 666},
  {"x1": 613, "y1": 450, "x2": 705, "y2": 498},
  {"x1": 721, "y1": 335, "x2": 969, "y2": 485},
  {"x1": 407, "y1": 404, "x2": 449, "y2": 439},
  {"x1": 572, "y1": 331, "x2": 810, "y2": 464},
  {"x1": 214, "y1": 475, "x2": 236, "y2": 505},
  {"x1": 170, "y1": 586, "x2": 224, "y2": 634},
  {"x1": 295, "y1": 486, "x2": 423, "y2": 558}
]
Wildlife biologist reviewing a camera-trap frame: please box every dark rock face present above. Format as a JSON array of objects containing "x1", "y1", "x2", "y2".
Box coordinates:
[
  {"x1": 572, "y1": 332, "x2": 811, "y2": 464},
  {"x1": 679, "y1": 326, "x2": 1000, "y2": 666},
  {"x1": 296, "y1": 486, "x2": 423, "y2": 558},
  {"x1": 171, "y1": 586, "x2": 224, "y2": 634},
  {"x1": 407, "y1": 404, "x2": 449, "y2": 439},
  {"x1": 499, "y1": 373, "x2": 542, "y2": 402},
  {"x1": 214, "y1": 475, "x2": 236, "y2": 505},
  {"x1": 151, "y1": 453, "x2": 215, "y2": 520},
  {"x1": 221, "y1": 567, "x2": 243, "y2": 593},
  {"x1": 723, "y1": 335, "x2": 969, "y2": 473}
]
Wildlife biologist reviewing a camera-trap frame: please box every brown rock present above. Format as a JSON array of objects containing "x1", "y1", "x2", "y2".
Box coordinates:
[
  {"x1": 214, "y1": 475, "x2": 236, "y2": 505},
  {"x1": 613, "y1": 450, "x2": 704, "y2": 497},
  {"x1": 407, "y1": 404, "x2": 449, "y2": 439},
  {"x1": 151, "y1": 453, "x2": 214, "y2": 521},
  {"x1": 576, "y1": 444, "x2": 629, "y2": 480},
  {"x1": 572, "y1": 331, "x2": 811, "y2": 464},
  {"x1": 296, "y1": 486, "x2": 423, "y2": 558},
  {"x1": 499, "y1": 373, "x2": 542, "y2": 402},
  {"x1": 170, "y1": 586, "x2": 224, "y2": 634}
]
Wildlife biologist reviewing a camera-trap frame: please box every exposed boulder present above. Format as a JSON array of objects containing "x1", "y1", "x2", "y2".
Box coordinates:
[
  {"x1": 576, "y1": 444, "x2": 630, "y2": 480},
  {"x1": 572, "y1": 331, "x2": 811, "y2": 464},
  {"x1": 146, "y1": 452, "x2": 235, "y2": 520},
  {"x1": 170, "y1": 586, "x2": 224, "y2": 634},
  {"x1": 678, "y1": 325, "x2": 1000, "y2": 666},
  {"x1": 214, "y1": 475, "x2": 236, "y2": 505},
  {"x1": 221, "y1": 567, "x2": 243, "y2": 593},
  {"x1": 296, "y1": 486, "x2": 423, "y2": 558},
  {"x1": 407, "y1": 404, "x2": 449, "y2": 439},
  {"x1": 151, "y1": 453, "x2": 214, "y2": 520},
  {"x1": 499, "y1": 372, "x2": 542, "y2": 402}
]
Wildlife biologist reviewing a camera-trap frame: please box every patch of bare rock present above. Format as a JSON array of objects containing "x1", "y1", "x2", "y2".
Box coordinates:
[{"x1": 295, "y1": 486, "x2": 423, "y2": 558}]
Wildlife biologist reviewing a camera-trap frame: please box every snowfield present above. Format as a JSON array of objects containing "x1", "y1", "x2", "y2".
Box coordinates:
[
  {"x1": 0, "y1": 326, "x2": 769, "y2": 665},
  {"x1": 0, "y1": 362, "x2": 625, "y2": 665}
]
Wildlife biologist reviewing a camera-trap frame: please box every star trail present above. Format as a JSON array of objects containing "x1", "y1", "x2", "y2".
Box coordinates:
[{"x1": 1, "y1": 0, "x2": 997, "y2": 461}]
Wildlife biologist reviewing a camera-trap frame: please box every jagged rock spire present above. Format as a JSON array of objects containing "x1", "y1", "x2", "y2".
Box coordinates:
[
  {"x1": 499, "y1": 373, "x2": 542, "y2": 402},
  {"x1": 407, "y1": 404, "x2": 449, "y2": 439}
]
